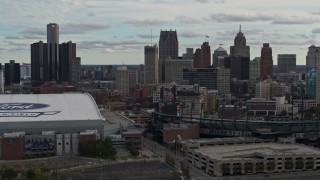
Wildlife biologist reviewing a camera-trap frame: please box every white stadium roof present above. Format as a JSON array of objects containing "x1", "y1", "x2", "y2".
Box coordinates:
[
  {"x1": 0, "y1": 93, "x2": 105, "y2": 135},
  {"x1": 0, "y1": 93, "x2": 104, "y2": 122}
]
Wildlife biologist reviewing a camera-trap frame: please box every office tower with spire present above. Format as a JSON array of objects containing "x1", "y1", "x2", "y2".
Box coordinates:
[
  {"x1": 260, "y1": 43, "x2": 273, "y2": 79},
  {"x1": 212, "y1": 44, "x2": 228, "y2": 68},
  {"x1": 230, "y1": 25, "x2": 250, "y2": 58},
  {"x1": 194, "y1": 42, "x2": 211, "y2": 68},
  {"x1": 47, "y1": 23, "x2": 59, "y2": 81},
  {"x1": 228, "y1": 26, "x2": 250, "y2": 80},
  {"x1": 159, "y1": 30, "x2": 178, "y2": 82},
  {"x1": 306, "y1": 45, "x2": 320, "y2": 99},
  {"x1": 144, "y1": 44, "x2": 159, "y2": 84}
]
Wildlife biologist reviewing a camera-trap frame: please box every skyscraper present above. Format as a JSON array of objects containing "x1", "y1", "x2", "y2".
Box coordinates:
[
  {"x1": 4, "y1": 60, "x2": 20, "y2": 86},
  {"x1": 249, "y1": 57, "x2": 260, "y2": 90},
  {"x1": 59, "y1": 41, "x2": 76, "y2": 83},
  {"x1": 144, "y1": 44, "x2": 159, "y2": 84},
  {"x1": 306, "y1": 45, "x2": 320, "y2": 99},
  {"x1": 194, "y1": 42, "x2": 211, "y2": 68},
  {"x1": 116, "y1": 66, "x2": 129, "y2": 97},
  {"x1": 31, "y1": 41, "x2": 48, "y2": 86},
  {"x1": 230, "y1": 26, "x2": 250, "y2": 58},
  {"x1": 260, "y1": 43, "x2": 273, "y2": 79},
  {"x1": 159, "y1": 30, "x2": 178, "y2": 82},
  {"x1": 229, "y1": 56, "x2": 250, "y2": 80},
  {"x1": 0, "y1": 64, "x2": 3, "y2": 93},
  {"x1": 277, "y1": 54, "x2": 296, "y2": 73},
  {"x1": 47, "y1": 23, "x2": 59, "y2": 81},
  {"x1": 212, "y1": 44, "x2": 228, "y2": 68}
]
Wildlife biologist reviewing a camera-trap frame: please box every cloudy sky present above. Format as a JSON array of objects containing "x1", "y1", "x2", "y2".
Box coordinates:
[{"x1": 0, "y1": 0, "x2": 319, "y2": 65}]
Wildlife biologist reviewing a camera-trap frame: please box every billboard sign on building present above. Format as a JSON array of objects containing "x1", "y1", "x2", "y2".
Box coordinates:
[{"x1": 25, "y1": 135, "x2": 55, "y2": 152}]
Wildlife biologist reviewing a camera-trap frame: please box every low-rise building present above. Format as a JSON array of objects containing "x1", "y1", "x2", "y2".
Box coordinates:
[{"x1": 187, "y1": 142, "x2": 320, "y2": 176}]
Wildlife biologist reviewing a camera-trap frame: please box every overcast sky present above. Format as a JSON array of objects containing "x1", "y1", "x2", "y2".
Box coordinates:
[{"x1": 0, "y1": 0, "x2": 319, "y2": 65}]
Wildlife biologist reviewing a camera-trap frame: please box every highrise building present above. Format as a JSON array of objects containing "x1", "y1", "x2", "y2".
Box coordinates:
[
  {"x1": 4, "y1": 60, "x2": 20, "y2": 86},
  {"x1": 183, "y1": 48, "x2": 194, "y2": 59},
  {"x1": 277, "y1": 54, "x2": 296, "y2": 73},
  {"x1": 255, "y1": 81, "x2": 271, "y2": 99},
  {"x1": 165, "y1": 58, "x2": 193, "y2": 83},
  {"x1": 159, "y1": 30, "x2": 178, "y2": 82},
  {"x1": 59, "y1": 41, "x2": 76, "y2": 83},
  {"x1": 227, "y1": 56, "x2": 250, "y2": 80},
  {"x1": 260, "y1": 43, "x2": 273, "y2": 79},
  {"x1": 0, "y1": 64, "x2": 3, "y2": 93},
  {"x1": 212, "y1": 44, "x2": 228, "y2": 68},
  {"x1": 249, "y1": 57, "x2": 260, "y2": 91},
  {"x1": 306, "y1": 45, "x2": 320, "y2": 99},
  {"x1": 31, "y1": 41, "x2": 48, "y2": 86},
  {"x1": 31, "y1": 24, "x2": 80, "y2": 86},
  {"x1": 217, "y1": 68, "x2": 230, "y2": 94},
  {"x1": 230, "y1": 26, "x2": 250, "y2": 58},
  {"x1": 70, "y1": 57, "x2": 81, "y2": 85},
  {"x1": 128, "y1": 70, "x2": 139, "y2": 95},
  {"x1": 20, "y1": 63, "x2": 31, "y2": 79},
  {"x1": 183, "y1": 68, "x2": 219, "y2": 90},
  {"x1": 144, "y1": 44, "x2": 159, "y2": 84},
  {"x1": 47, "y1": 23, "x2": 59, "y2": 81},
  {"x1": 249, "y1": 57, "x2": 260, "y2": 83},
  {"x1": 194, "y1": 42, "x2": 211, "y2": 68},
  {"x1": 116, "y1": 66, "x2": 129, "y2": 97}
]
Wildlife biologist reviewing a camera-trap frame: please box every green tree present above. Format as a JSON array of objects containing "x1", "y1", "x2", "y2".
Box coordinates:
[
  {"x1": 1, "y1": 168, "x2": 17, "y2": 180},
  {"x1": 126, "y1": 141, "x2": 139, "y2": 157},
  {"x1": 25, "y1": 169, "x2": 36, "y2": 180}
]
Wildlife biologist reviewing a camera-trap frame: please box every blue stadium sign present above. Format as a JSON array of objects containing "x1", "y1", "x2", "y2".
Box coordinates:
[{"x1": 0, "y1": 103, "x2": 50, "y2": 111}]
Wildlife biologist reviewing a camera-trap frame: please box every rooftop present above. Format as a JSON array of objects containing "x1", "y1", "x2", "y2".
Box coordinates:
[
  {"x1": 0, "y1": 93, "x2": 104, "y2": 122},
  {"x1": 193, "y1": 143, "x2": 320, "y2": 161}
]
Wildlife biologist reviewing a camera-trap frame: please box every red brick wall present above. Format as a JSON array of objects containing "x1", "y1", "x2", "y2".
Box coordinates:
[{"x1": 1, "y1": 137, "x2": 24, "y2": 160}]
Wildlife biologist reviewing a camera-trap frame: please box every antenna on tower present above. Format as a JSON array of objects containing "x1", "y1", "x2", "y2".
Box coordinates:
[{"x1": 239, "y1": 25, "x2": 242, "y2": 33}]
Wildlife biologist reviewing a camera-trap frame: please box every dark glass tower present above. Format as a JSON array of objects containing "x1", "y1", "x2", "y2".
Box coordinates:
[
  {"x1": 159, "y1": 30, "x2": 178, "y2": 82},
  {"x1": 4, "y1": 60, "x2": 20, "y2": 86},
  {"x1": 47, "y1": 23, "x2": 59, "y2": 81},
  {"x1": 31, "y1": 41, "x2": 48, "y2": 86}
]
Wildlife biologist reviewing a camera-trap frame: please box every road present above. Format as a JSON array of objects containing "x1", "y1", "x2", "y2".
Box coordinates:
[{"x1": 142, "y1": 137, "x2": 213, "y2": 180}]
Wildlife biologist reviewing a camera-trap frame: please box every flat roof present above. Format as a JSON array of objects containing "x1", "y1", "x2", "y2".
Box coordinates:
[
  {"x1": 0, "y1": 93, "x2": 104, "y2": 122},
  {"x1": 194, "y1": 143, "x2": 320, "y2": 161}
]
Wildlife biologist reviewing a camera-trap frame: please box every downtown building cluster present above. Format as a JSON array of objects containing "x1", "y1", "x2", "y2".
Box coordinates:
[{"x1": 31, "y1": 23, "x2": 81, "y2": 87}]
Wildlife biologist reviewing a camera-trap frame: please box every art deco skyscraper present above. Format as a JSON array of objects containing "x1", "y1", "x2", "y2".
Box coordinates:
[
  {"x1": 230, "y1": 26, "x2": 250, "y2": 58},
  {"x1": 47, "y1": 23, "x2": 59, "y2": 81},
  {"x1": 144, "y1": 44, "x2": 159, "y2": 84},
  {"x1": 159, "y1": 30, "x2": 178, "y2": 82},
  {"x1": 260, "y1": 43, "x2": 273, "y2": 79}
]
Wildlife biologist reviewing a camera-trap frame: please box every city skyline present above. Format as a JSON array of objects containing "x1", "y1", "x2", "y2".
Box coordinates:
[{"x1": 1, "y1": 0, "x2": 320, "y2": 64}]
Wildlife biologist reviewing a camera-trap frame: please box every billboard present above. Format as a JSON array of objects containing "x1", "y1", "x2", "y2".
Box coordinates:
[{"x1": 24, "y1": 135, "x2": 55, "y2": 152}]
